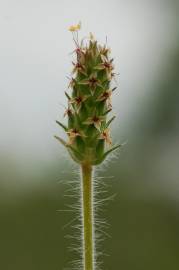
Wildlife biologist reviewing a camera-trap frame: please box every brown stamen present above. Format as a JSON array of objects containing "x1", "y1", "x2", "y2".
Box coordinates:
[
  {"x1": 92, "y1": 116, "x2": 99, "y2": 122},
  {"x1": 75, "y1": 96, "x2": 82, "y2": 104},
  {"x1": 104, "y1": 62, "x2": 111, "y2": 69}
]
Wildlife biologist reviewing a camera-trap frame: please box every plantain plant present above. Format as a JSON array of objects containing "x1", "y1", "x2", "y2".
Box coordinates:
[{"x1": 55, "y1": 22, "x2": 121, "y2": 270}]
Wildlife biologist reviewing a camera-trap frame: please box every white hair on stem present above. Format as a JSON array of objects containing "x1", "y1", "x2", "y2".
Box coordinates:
[{"x1": 56, "y1": 153, "x2": 120, "y2": 270}]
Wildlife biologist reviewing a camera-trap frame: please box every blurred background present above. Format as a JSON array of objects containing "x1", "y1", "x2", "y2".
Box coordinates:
[{"x1": 0, "y1": 0, "x2": 179, "y2": 269}]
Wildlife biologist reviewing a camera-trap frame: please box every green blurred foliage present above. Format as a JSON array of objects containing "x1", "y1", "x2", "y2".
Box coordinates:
[{"x1": 0, "y1": 170, "x2": 179, "y2": 270}]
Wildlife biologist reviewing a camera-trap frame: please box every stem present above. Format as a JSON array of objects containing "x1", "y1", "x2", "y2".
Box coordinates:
[{"x1": 81, "y1": 163, "x2": 94, "y2": 270}]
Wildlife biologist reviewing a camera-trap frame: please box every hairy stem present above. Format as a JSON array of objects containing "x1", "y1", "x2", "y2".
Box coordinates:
[{"x1": 81, "y1": 163, "x2": 94, "y2": 270}]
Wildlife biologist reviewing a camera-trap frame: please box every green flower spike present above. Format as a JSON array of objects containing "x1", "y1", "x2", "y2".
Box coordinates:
[{"x1": 55, "y1": 23, "x2": 121, "y2": 270}]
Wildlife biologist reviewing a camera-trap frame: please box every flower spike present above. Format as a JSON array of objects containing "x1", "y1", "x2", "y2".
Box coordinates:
[{"x1": 55, "y1": 23, "x2": 121, "y2": 270}]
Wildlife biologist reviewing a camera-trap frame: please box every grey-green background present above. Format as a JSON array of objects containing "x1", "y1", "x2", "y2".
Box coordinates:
[{"x1": 0, "y1": 0, "x2": 179, "y2": 269}]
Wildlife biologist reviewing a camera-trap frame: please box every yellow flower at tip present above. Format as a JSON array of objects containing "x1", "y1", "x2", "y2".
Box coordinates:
[{"x1": 68, "y1": 22, "x2": 81, "y2": 32}]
